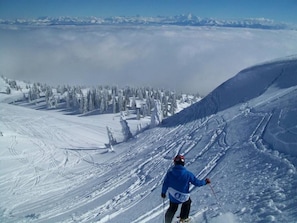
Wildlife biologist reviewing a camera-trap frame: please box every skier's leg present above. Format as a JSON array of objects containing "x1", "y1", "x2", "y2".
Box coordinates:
[
  {"x1": 165, "y1": 201, "x2": 178, "y2": 223},
  {"x1": 180, "y1": 198, "x2": 192, "y2": 220}
]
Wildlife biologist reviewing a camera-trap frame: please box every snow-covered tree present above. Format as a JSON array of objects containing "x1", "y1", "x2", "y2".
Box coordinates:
[
  {"x1": 83, "y1": 94, "x2": 88, "y2": 113},
  {"x1": 146, "y1": 97, "x2": 153, "y2": 116},
  {"x1": 8, "y1": 80, "x2": 17, "y2": 89},
  {"x1": 65, "y1": 91, "x2": 71, "y2": 109},
  {"x1": 32, "y1": 83, "x2": 40, "y2": 100},
  {"x1": 45, "y1": 86, "x2": 53, "y2": 108},
  {"x1": 151, "y1": 99, "x2": 163, "y2": 128},
  {"x1": 120, "y1": 117, "x2": 133, "y2": 141},
  {"x1": 118, "y1": 90, "x2": 124, "y2": 112},
  {"x1": 71, "y1": 88, "x2": 79, "y2": 109},
  {"x1": 93, "y1": 88, "x2": 100, "y2": 109},
  {"x1": 87, "y1": 90, "x2": 95, "y2": 112},
  {"x1": 131, "y1": 95, "x2": 136, "y2": 110},
  {"x1": 137, "y1": 88, "x2": 143, "y2": 100},
  {"x1": 78, "y1": 91, "x2": 85, "y2": 114},
  {"x1": 162, "y1": 95, "x2": 168, "y2": 117},
  {"x1": 99, "y1": 96, "x2": 106, "y2": 113},
  {"x1": 49, "y1": 95, "x2": 59, "y2": 108},
  {"x1": 6, "y1": 87, "x2": 11, "y2": 94},
  {"x1": 106, "y1": 126, "x2": 117, "y2": 150},
  {"x1": 136, "y1": 108, "x2": 140, "y2": 120},
  {"x1": 112, "y1": 94, "x2": 117, "y2": 113},
  {"x1": 169, "y1": 93, "x2": 177, "y2": 115},
  {"x1": 102, "y1": 89, "x2": 109, "y2": 113}
]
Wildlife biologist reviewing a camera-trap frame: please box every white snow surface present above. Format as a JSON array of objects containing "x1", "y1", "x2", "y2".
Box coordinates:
[{"x1": 1, "y1": 56, "x2": 297, "y2": 223}]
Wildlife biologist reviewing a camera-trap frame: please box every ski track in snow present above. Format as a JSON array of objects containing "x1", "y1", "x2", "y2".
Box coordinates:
[
  {"x1": 1, "y1": 58, "x2": 297, "y2": 223},
  {"x1": 1, "y1": 103, "x2": 296, "y2": 223},
  {"x1": 1, "y1": 104, "x2": 230, "y2": 223}
]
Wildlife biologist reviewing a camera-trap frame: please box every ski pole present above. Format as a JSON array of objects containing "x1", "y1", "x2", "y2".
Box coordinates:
[
  {"x1": 208, "y1": 183, "x2": 219, "y2": 204},
  {"x1": 162, "y1": 198, "x2": 166, "y2": 223},
  {"x1": 208, "y1": 183, "x2": 227, "y2": 213}
]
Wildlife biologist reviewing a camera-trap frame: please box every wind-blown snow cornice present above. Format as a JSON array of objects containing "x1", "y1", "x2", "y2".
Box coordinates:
[{"x1": 0, "y1": 14, "x2": 294, "y2": 30}]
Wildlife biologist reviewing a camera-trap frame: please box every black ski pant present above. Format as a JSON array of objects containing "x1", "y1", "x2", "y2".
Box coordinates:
[{"x1": 165, "y1": 198, "x2": 191, "y2": 223}]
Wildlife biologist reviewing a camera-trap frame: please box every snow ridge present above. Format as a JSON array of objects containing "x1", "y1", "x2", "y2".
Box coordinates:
[{"x1": 164, "y1": 58, "x2": 297, "y2": 130}]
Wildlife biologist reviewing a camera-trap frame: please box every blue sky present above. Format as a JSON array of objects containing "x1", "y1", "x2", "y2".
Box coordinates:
[{"x1": 0, "y1": 0, "x2": 297, "y2": 23}]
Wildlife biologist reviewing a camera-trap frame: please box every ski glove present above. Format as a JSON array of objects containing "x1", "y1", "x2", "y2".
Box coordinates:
[
  {"x1": 205, "y1": 178, "x2": 211, "y2": 184},
  {"x1": 161, "y1": 193, "x2": 166, "y2": 198}
]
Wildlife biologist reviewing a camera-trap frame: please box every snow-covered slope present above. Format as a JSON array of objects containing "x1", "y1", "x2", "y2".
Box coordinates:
[
  {"x1": 164, "y1": 56, "x2": 297, "y2": 157},
  {"x1": 0, "y1": 56, "x2": 297, "y2": 223}
]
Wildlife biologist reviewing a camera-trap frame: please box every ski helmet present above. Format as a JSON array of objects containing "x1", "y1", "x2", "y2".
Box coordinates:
[{"x1": 174, "y1": 154, "x2": 185, "y2": 166}]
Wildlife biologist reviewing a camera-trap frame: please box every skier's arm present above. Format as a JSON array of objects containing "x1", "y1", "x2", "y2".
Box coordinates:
[
  {"x1": 161, "y1": 174, "x2": 169, "y2": 195},
  {"x1": 190, "y1": 172, "x2": 207, "y2": 187}
]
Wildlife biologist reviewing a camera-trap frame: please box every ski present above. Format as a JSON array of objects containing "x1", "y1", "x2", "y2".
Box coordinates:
[
  {"x1": 175, "y1": 206, "x2": 208, "y2": 222},
  {"x1": 176, "y1": 217, "x2": 191, "y2": 223}
]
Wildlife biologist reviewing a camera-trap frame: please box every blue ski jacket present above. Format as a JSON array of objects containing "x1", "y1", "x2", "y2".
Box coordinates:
[{"x1": 162, "y1": 165, "x2": 206, "y2": 203}]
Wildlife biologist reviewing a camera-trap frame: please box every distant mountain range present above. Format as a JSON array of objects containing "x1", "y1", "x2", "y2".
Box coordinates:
[{"x1": 0, "y1": 14, "x2": 294, "y2": 30}]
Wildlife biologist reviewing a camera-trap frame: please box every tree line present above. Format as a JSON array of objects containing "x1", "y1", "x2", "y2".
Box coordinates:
[{"x1": 3, "y1": 76, "x2": 201, "y2": 120}]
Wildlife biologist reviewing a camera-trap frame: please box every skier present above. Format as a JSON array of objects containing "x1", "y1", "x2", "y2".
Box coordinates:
[{"x1": 161, "y1": 154, "x2": 211, "y2": 223}]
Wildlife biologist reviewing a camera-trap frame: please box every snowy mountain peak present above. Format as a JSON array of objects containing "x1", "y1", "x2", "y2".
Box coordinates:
[{"x1": 0, "y1": 14, "x2": 294, "y2": 30}]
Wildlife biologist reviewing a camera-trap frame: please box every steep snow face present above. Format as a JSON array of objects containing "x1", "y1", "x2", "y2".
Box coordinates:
[
  {"x1": 210, "y1": 57, "x2": 297, "y2": 158},
  {"x1": 164, "y1": 57, "x2": 297, "y2": 157},
  {"x1": 215, "y1": 57, "x2": 297, "y2": 110},
  {"x1": 0, "y1": 57, "x2": 297, "y2": 223},
  {"x1": 167, "y1": 57, "x2": 297, "y2": 122}
]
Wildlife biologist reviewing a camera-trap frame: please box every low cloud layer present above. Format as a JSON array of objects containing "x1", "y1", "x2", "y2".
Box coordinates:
[{"x1": 1, "y1": 25, "x2": 297, "y2": 95}]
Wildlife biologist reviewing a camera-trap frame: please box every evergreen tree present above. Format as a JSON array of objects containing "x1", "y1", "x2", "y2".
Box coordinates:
[
  {"x1": 6, "y1": 87, "x2": 11, "y2": 94},
  {"x1": 120, "y1": 117, "x2": 133, "y2": 141},
  {"x1": 94, "y1": 88, "x2": 100, "y2": 109},
  {"x1": 169, "y1": 93, "x2": 177, "y2": 115},
  {"x1": 83, "y1": 94, "x2": 88, "y2": 113},
  {"x1": 45, "y1": 86, "x2": 53, "y2": 108},
  {"x1": 99, "y1": 96, "x2": 105, "y2": 113},
  {"x1": 65, "y1": 91, "x2": 71, "y2": 109},
  {"x1": 131, "y1": 95, "x2": 136, "y2": 110},
  {"x1": 162, "y1": 95, "x2": 168, "y2": 117},
  {"x1": 88, "y1": 90, "x2": 95, "y2": 112},
  {"x1": 106, "y1": 126, "x2": 117, "y2": 148},
  {"x1": 118, "y1": 90, "x2": 124, "y2": 112},
  {"x1": 103, "y1": 89, "x2": 109, "y2": 112},
  {"x1": 112, "y1": 94, "x2": 117, "y2": 113},
  {"x1": 32, "y1": 83, "x2": 40, "y2": 100},
  {"x1": 8, "y1": 80, "x2": 17, "y2": 89},
  {"x1": 79, "y1": 90, "x2": 85, "y2": 113},
  {"x1": 27, "y1": 88, "x2": 32, "y2": 102},
  {"x1": 151, "y1": 99, "x2": 163, "y2": 128},
  {"x1": 136, "y1": 108, "x2": 140, "y2": 120}
]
